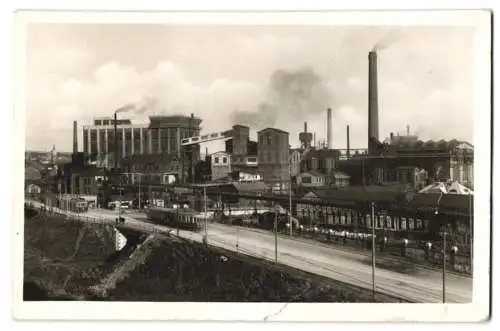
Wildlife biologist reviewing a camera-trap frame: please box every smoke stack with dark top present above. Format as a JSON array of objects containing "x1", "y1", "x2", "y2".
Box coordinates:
[
  {"x1": 346, "y1": 124, "x2": 350, "y2": 158},
  {"x1": 390, "y1": 132, "x2": 394, "y2": 143},
  {"x1": 327, "y1": 108, "x2": 332, "y2": 149},
  {"x1": 304, "y1": 122, "x2": 307, "y2": 133},
  {"x1": 368, "y1": 50, "x2": 379, "y2": 152},
  {"x1": 72, "y1": 121, "x2": 78, "y2": 154}
]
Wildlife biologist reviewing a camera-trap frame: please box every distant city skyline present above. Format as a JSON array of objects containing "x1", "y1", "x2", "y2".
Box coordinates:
[{"x1": 25, "y1": 23, "x2": 475, "y2": 152}]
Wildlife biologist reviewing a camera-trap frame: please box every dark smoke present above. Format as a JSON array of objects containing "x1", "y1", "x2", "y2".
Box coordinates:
[{"x1": 231, "y1": 67, "x2": 331, "y2": 128}]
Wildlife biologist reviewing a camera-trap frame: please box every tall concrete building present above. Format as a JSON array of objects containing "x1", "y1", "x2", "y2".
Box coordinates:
[
  {"x1": 257, "y1": 128, "x2": 290, "y2": 184},
  {"x1": 82, "y1": 114, "x2": 202, "y2": 169},
  {"x1": 148, "y1": 115, "x2": 201, "y2": 157},
  {"x1": 82, "y1": 117, "x2": 149, "y2": 168}
]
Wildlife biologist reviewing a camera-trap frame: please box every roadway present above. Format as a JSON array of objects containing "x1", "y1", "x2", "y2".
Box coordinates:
[{"x1": 26, "y1": 202, "x2": 472, "y2": 303}]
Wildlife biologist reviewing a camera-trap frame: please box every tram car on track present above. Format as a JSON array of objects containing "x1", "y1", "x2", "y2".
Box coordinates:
[
  {"x1": 145, "y1": 207, "x2": 202, "y2": 232},
  {"x1": 258, "y1": 212, "x2": 297, "y2": 231},
  {"x1": 57, "y1": 196, "x2": 89, "y2": 213}
]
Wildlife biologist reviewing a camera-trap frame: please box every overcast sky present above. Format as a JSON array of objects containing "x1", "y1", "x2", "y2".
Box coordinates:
[{"x1": 25, "y1": 23, "x2": 475, "y2": 153}]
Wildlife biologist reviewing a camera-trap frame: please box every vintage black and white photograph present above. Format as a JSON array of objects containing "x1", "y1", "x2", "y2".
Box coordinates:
[{"x1": 14, "y1": 10, "x2": 491, "y2": 322}]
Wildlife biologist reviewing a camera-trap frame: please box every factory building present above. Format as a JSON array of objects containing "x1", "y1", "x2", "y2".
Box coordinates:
[
  {"x1": 225, "y1": 125, "x2": 258, "y2": 170},
  {"x1": 82, "y1": 117, "x2": 149, "y2": 168},
  {"x1": 210, "y1": 151, "x2": 231, "y2": 181},
  {"x1": 121, "y1": 153, "x2": 182, "y2": 185},
  {"x1": 257, "y1": 128, "x2": 290, "y2": 185},
  {"x1": 148, "y1": 114, "x2": 201, "y2": 158},
  {"x1": 80, "y1": 114, "x2": 202, "y2": 170}
]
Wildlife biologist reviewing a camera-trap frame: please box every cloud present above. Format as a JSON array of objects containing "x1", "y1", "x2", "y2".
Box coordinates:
[{"x1": 25, "y1": 25, "x2": 475, "y2": 152}]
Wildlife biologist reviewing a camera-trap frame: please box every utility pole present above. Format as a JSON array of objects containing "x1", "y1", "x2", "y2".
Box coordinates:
[
  {"x1": 114, "y1": 112, "x2": 118, "y2": 170},
  {"x1": 469, "y1": 193, "x2": 473, "y2": 272},
  {"x1": 118, "y1": 186, "x2": 122, "y2": 221},
  {"x1": 371, "y1": 201, "x2": 376, "y2": 299},
  {"x1": 176, "y1": 202, "x2": 180, "y2": 236},
  {"x1": 361, "y1": 155, "x2": 366, "y2": 189},
  {"x1": 203, "y1": 186, "x2": 208, "y2": 245},
  {"x1": 148, "y1": 182, "x2": 152, "y2": 208},
  {"x1": 138, "y1": 173, "x2": 142, "y2": 209},
  {"x1": 274, "y1": 205, "x2": 278, "y2": 263},
  {"x1": 289, "y1": 160, "x2": 293, "y2": 237},
  {"x1": 442, "y1": 227, "x2": 447, "y2": 303}
]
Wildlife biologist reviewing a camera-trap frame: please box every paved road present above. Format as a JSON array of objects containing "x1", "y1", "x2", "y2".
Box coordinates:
[{"x1": 26, "y1": 202, "x2": 472, "y2": 303}]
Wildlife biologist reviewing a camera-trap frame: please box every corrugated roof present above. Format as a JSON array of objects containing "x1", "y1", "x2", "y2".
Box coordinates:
[
  {"x1": 257, "y1": 127, "x2": 289, "y2": 135},
  {"x1": 308, "y1": 188, "x2": 403, "y2": 204},
  {"x1": 232, "y1": 182, "x2": 269, "y2": 193},
  {"x1": 302, "y1": 149, "x2": 340, "y2": 159}
]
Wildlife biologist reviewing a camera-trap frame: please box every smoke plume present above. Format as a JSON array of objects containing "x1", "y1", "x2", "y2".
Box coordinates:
[
  {"x1": 372, "y1": 30, "x2": 401, "y2": 52},
  {"x1": 115, "y1": 96, "x2": 159, "y2": 115},
  {"x1": 231, "y1": 67, "x2": 331, "y2": 128}
]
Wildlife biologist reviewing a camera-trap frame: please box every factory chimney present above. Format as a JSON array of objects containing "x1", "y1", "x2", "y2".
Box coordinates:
[
  {"x1": 327, "y1": 108, "x2": 332, "y2": 149},
  {"x1": 304, "y1": 122, "x2": 308, "y2": 133},
  {"x1": 346, "y1": 125, "x2": 350, "y2": 158},
  {"x1": 72, "y1": 121, "x2": 78, "y2": 154},
  {"x1": 368, "y1": 50, "x2": 379, "y2": 151}
]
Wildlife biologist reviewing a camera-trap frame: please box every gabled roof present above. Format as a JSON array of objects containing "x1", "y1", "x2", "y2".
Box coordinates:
[
  {"x1": 211, "y1": 151, "x2": 230, "y2": 157},
  {"x1": 419, "y1": 181, "x2": 473, "y2": 195},
  {"x1": 299, "y1": 170, "x2": 326, "y2": 177}
]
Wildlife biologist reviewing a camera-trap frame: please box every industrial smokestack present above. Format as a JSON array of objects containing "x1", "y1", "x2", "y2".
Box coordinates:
[
  {"x1": 368, "y1": 51, "x2": 379, "y2": 150},
  {"x1": 327, "y1": 108, "x2": 332, "y2": 149},
  {"x1": 114, "y1": 112, "x2": 118, "y2": 170},
  {"x1": 346, "y1": 125, "x2": 350, "y2": 158},
  {"x1": 304, "y1": 122, "x2": 308, "y2": 133},
  {"x1": 72, "y1": 121, "x2": 78, "y2": 153}
]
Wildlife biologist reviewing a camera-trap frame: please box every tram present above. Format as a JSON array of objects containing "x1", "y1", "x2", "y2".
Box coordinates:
[{"x1": 145, "y1": 206, "x2": 203, "y2": 232}]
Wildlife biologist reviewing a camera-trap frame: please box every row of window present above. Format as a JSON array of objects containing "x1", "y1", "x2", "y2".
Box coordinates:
[
  {"x1": 258, "y1": 151, "x2": 289, "y2": 164},
  {"x1": 258, "y1": 132, "x2": 288, "y2": 146},
  {"x1": 83, "y1": 127, "x2": 199, "y2": 156},
  {"x1": 213, "y1": 156, "x2": 228, "y2": 165}
]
